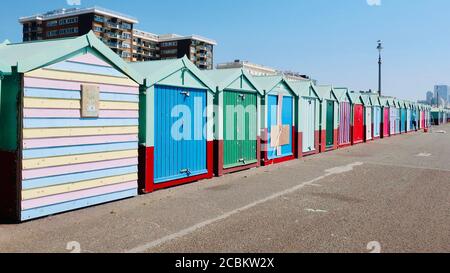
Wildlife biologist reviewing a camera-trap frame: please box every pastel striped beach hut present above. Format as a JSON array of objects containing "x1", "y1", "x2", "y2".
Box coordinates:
[{"x1": 0, "y1": 32, "x2": 143, "y2": 222}]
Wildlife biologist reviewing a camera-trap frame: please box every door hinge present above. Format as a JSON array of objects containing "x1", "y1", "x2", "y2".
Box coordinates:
[{"x1": 180, "y1": 91, "x2": 190, "y2": 97}]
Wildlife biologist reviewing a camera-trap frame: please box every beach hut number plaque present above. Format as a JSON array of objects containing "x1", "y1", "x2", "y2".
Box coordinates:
[{"x1": 81, "y1": 84, "x2": 100, "y2": 118}]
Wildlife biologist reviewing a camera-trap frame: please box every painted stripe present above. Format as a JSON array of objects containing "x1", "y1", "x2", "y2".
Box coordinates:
[
  {"x1": 23, "y1": 126, "x2": 138, "y2": 139},
  {"x1": 24, "y1": 109, "x2": 139, "y2": 119},
  {"x1": 21, "y1": 189, "x2": 137, "y2": 221},
  {"x1": 23, "y1": 134, "x2": 138, "y2": 149},
  {"x1": 23, "y1": 118, "x2": 138, "y2": 129},
  {"x1": 24, "y1": 77, "x2": 139, "y2": 94},
  {"x1": 24, "y1": 98, "x2": 138, "y2": 110},
  {"x1": 23, "y1": 149, "x2": 138, "y2": 169},
  {"x1": 22, "y1": 174, "x2": 137, "y2": 200},
  {"x1": 23, "y1": 157, "x2": 138, "y2": 180},
  {"x1": 68, "y1": 54, "x2": 112, "y2": 67},
  {"x1": 22, "y1": 181, "x2": 137, "y2": 210},
  {"x1": 23, "y1": 142, "x2": 138, "y2": 159},
  {"x1": 24, "y1": 88, "x2": 139, "y2": 102},
  {"x1": 47, "y1": 61, "x2": 126, "y2": 78},
  {"x1": 22, "y1": 166, "x2": 138, "y2": 190},
  {"x1": 25, "y1": 69, "x2": 137, "y2": 87}
]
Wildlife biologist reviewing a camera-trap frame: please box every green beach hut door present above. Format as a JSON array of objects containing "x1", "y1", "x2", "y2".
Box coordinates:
[
  {"x1": 223, "y1": 91, "x2": 257, "y2": 168},
  {"x1": 326, "y1": 100, "x2": 334, "y2": 147}
]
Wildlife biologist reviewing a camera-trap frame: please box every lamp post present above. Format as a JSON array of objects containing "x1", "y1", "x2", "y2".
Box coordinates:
[{"x1": 377, "y1": 40, "x2": 383, "y2": 96}]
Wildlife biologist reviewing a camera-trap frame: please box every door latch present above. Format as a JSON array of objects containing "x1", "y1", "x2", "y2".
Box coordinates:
[
  {"x1": 180, "y1": 91, "x2": 190, "y2": 97},
  {"x1": 180, "y1": 169, "x2": 192, "y2": 175},
  {"x1": 238, "y1": 158, "x2": 246, "y2": 164},
  {"x1": 239, "y1": 94, "x2": 246, "y2": 100}
]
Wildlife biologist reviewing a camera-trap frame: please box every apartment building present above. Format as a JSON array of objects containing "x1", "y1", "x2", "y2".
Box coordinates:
[
  {"x1": 131, "y1": 30, "x2": 216, "y2": 69},
  {"x1": 20, "y1": 7, "x2": 138, "y2": 61},
  {"x1": 19, "y1": 7, "x2": 217, "y2": 69},
  {"x1": 217, "y1": 60, "x2": 307, "y2": 81}
]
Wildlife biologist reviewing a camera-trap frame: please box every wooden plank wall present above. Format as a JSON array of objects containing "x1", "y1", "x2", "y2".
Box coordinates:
[{"x1": 21, "y1": 53, "x2": 139, "y2": 221}]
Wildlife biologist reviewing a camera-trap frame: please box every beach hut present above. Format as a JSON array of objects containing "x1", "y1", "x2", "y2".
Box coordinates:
[
  {"x1": 254, "y1": 76, "x2": 298, "y2": 165},
  {"x1": 399, "y1": 100, "x2": 407, "y2": 133},
  {"x1": 334, "y1": 88, "x2": 353, "y2": 148},
  {"x1": 405, "y1": 101, "x2": 412, "y2": 132},
  {"x1": 369, "y1": 94, "x2": 382, "y2": 139},
  {"x1": 203, "y1": 69, "x2": 263, "y2": 176},
  {"x1": 291, "y1": 80, "x2": 321, "y2": 156},
  {"x1": 315, "y1": 85, "x2": 339, "y2": 152},
  {"x1": 360, "y1": 94, "x2": 373, "y2": 142},
  {"x1": 379, "y1": 97, "x2": 390, "y2": 137},
  {"x1": 130, "y1": 57, "x2": 215, "y2": 193},
  {"x1": 0, "y1": 32, "x2": 144, "y2": 222},
  {"x1": 349, "y1": 92, "x2": 365, "y2": 145},
  {"x1": 411, "y1": 103, "x2": 418, "y2": 131}
]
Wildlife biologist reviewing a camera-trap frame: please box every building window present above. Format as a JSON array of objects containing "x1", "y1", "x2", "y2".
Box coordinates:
[
  {"x1": 121, "y1": 22, "x2": 132, "y2": 30},
  {"x1": 161, "y1": 49, "x2": 177, "y2": 55},
  {"x1": 161, "y1": 41, "x2": 177, "y2": 47},
  {"x1": 122, "y1": 52, "x2": 131, "y2": 58},
  {"x1": 59, "y1": 27, "x2": 79, "y2": 35},
  {"x1": 46, "y1": 20, "x2": 58, "y2": 27},
  {"x1": 93, "y1": 26, "x2": 103, "y2": 32},
  {"x1": 122, "y1": 33, "x2": 132, "y2": 39},
  {"x1": 121, "y1": 42, "x2": 131, "y2": 49},
  {"x1": 47, "y1": 30, "x2": 58, "y2": 37},
  {"x1": 59, "y1": 17, "x2": 78, "y2": 25},
  {"x1": 94, "y1": 15, "x2": 104, "y2": 23}
]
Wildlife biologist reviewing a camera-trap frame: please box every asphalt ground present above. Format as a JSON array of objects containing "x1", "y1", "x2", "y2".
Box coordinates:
[{"x1": 1, "y1": 124, "x2": 449, "y2": 253}]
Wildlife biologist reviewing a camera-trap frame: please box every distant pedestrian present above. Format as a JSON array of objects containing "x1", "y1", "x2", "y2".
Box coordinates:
[{"x1": 412, "y1": 120, "x2": 417, "y2": 131}]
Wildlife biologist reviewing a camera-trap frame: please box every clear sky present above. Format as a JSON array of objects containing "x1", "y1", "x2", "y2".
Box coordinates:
[{"x1": 1, "y1": 0, "x2": 450, "y2": 101}]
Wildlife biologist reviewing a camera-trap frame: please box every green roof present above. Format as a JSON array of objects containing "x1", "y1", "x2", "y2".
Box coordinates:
[
  {"x1": 0, "y1": 31, "x2": 143, "y2": 84},
  {"x1": 129, "y1": 56, "x2": 215, "y2": 91},
  {"x1": 360, "y1": 94, "x2": 373, "y2": 106},
  {"x1": 252, "y1": 75, "x2": 297, "y2": 96},
  {"x1": 349, "y1": 92, "x2": 363, "y2": 104},
  {"x1": 315, "y1": 85, "x2": 337, "y2": 101},
  {"x1": 202, "y1": 68, "x2": 264, "y2": 95},
  {"x1": 368, "y1": 94, "x2": 381, "y2": 106},
  {"x1": 333, "y1": 87, "x2": 352, "y2": 103},
  {"x1": 289, "y1": 80, "x2": 319, "y2": 98}
]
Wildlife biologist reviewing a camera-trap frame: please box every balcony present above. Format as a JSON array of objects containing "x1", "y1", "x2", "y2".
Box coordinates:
[{"x1": 107, "y1": 42, "x2": 120, "y2": 48}]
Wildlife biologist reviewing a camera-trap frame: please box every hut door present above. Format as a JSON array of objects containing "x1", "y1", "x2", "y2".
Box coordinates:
[
  {"x1": 339, "y1": 102, "x2": 351, "y2": 145},
  {"x1": 267, "y1": 95, "x2": 293, "y2": 159},
  {"x1": 326, "y1": 101, "x2": 334, "y2": 147},
  {"x1": 401, "y1": 109, "x2": 406, "y2": 132},
  {"x1": 223, "y1": 92, "x2": 257, "y2": 168},
  {"x1": 365, "y1": 107, "x2": 372, "y2": 140},
  {"x1": 154, "y1": 86, "x2": 207, "y2": 183},
  {"x1": 383, "y1": 108, "x2": 390, "y2": 136},
  {"x1": 373, "y1": 107, "x2": 381, "y2": 137},
  {"x1": 302, "y1": 98, "x2": 316, "y2": 153},
  {"x1": 353, "y1": 104, "x2": 364, "y2": 143}
]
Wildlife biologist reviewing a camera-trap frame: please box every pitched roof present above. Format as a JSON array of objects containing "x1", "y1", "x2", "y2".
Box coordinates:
[
  {"x1": 252, "y1": 75, "x2": 297, "y2": 96},
  {"x1": 203, "y1": 68, "x2": 263, "y2": 95},
  {"x1": 315, "y1": 85, "x2": 337, "y2": 101},
  {"x1": 333, "y1": 87, "x2": 352, "y2": 103},
  {"x1": 0, "y1": 31, "x2": 143, "y2": 83},
  {"x1": 289, "y1": 80, "x2": 319, "y2": 98},
  {"x1": 128, "y1": 56, "x2": 215, "y2": 91}
]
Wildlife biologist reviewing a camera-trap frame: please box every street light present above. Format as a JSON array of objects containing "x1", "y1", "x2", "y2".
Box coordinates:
[{"x1": 377, "y1": 40, "x2": 383, "y2": 96}]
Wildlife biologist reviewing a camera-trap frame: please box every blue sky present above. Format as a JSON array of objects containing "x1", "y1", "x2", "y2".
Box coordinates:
[{"x1": 1, "y1": 0, "x2": 450, "y2": 101}]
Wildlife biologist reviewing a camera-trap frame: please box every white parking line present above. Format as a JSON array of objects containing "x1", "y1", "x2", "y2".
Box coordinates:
[{"x1": 126, "y1": 162, "x2": 363, "y2": 253}]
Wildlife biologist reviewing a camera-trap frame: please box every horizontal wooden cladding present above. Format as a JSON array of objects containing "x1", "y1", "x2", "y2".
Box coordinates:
[
  {"x1": 22, "y1": 181, "x2": 137, "y2": 210},
  {"x1": 24, "y1": 88, "x2": 139, "y2": 102},
  {"x1": 24, "y1": 98, "x2": 138, "y2": 110},
  {"x1": 24, "y1": 77, "x2": 139, "y2": 95},
  {"x1": 24, "y1": 108, "x2": 138, "y2": 119},
  {"x1": 23, "y1": 157, "x2": 138, "y2": 180},
  {"x1": 22, "y1": 149, "x2": 138, "y2": 170},
  {"x1": 23, "y1": 142, "x2": 138, "y2": 159},
  {"x1": 68, "y1": 54, "x2": 113, "y2": 68},
  {"x1": 26, "y1": 68, "x2": 138, "y2": 87},
  {"x1": 22, "y1": 173, "x2": 138, "y2": 200},
  {"x1": 22, "y1": 166, "x2": 137, "y2": 190},
  {"x1": 47, "y1": 60, "x2": 127, "y2": 78},
  {"x1": 23, "y1": 118, "x2": 138, "y2": 129},
  {"x1": 23, "y1": 126, "x2": 138, "y2": 139},
  {"x1": 21, "y1": 189, "x2": 137, "y2": 221},
  {"x1": 23, "y1": 134, "x2": 138, "y2": 149}
]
